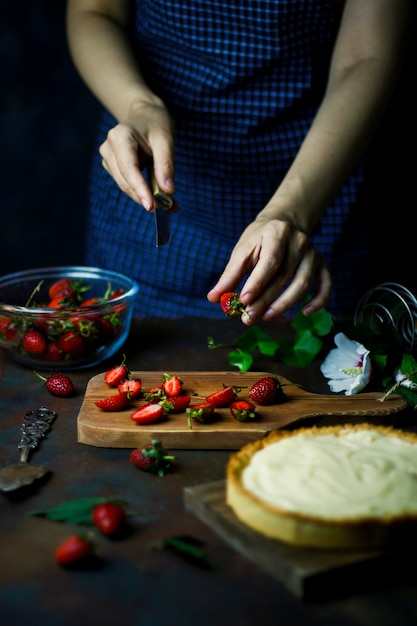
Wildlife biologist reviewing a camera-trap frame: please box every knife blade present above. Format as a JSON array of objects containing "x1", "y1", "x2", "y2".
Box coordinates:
[{"x1": 149, "y1": 166, "x2": 173, "y2": 247}]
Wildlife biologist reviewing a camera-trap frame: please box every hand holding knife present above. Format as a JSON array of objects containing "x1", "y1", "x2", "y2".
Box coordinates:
[{"x1": 149, "y1": 164, "x2": 173, "y2": 247}]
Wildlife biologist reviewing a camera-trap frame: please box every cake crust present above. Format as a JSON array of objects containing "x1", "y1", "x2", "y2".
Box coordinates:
[{"x1": 226, "y1": 423, "x2": 417, "y2": 549}]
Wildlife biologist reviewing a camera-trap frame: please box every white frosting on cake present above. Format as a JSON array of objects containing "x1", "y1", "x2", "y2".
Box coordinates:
[{"x1": 241, "y1": 429, "x2": 417, "y2": 520}]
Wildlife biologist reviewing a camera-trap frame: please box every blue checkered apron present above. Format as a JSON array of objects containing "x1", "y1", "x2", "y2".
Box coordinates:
[{"x1": 86, "y1": 0, "x2": 370, "y2": 317}]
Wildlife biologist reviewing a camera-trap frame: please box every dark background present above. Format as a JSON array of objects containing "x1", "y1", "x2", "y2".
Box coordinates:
[{"x1": 1, "y1": 1, "x2": 416, "y2": 299}]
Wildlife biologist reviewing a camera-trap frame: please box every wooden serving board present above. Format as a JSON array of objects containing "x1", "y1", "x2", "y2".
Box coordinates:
[
  {"x1": 77, "y1": 371, "x2": 406, "y2": 449},
  {"x1": 184, "y1": 480, "x2": 408, "y2": 600}
]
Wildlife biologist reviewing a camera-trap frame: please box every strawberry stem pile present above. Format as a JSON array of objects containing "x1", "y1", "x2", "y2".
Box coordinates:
[
  {"x1": 95, "y1": 357, "x2": 287, "y2": 428},
  {"x1": 0, "y1": 277, "x2": 128, "y2": 367}
]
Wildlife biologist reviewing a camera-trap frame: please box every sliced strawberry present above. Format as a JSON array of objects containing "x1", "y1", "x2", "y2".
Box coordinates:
[
  {"x1": 161, "y1": 394, "x2": 191, "y2": 413},
  {"x1": 130, "y1": 402, "x2": 166, "y2": 425},
  {"x1": 104, "y1": 354, "x2": 130, "y2": 387},
  {"x1": 229, "y1": 400, "x2": 258, "y2": 422},
  {"x1": 95, "y1": 391, "x2": 130, "y2": 411},
  {"x1": 118, "y1": 377, "x2": 142, "y2": 399},
  {"x1": 161, "y1": 372, "x2": 183, "y2": 397},
  {"x1": 206, "y1": 384, "x2": 241, "y2": 408},
  {"x1": 186, "y1": 402, "x2": 215, "y2": 428}
]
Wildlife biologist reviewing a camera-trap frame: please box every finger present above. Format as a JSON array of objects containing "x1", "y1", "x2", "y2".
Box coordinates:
[{"x1": 301, "y1": 263, "x2": 332, "y2": 316}]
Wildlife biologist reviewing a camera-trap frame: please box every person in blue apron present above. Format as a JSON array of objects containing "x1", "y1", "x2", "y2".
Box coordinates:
[{"x1": 66, "y1": 0, "x2": 412, "y2": 322}]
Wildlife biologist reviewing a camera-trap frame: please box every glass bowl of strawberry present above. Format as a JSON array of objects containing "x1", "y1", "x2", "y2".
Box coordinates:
[{"x1": 0, "y1": 266, "x2": 139, "y2": 370}]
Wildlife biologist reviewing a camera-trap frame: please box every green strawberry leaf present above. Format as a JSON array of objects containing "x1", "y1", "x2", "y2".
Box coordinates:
[
  {"x1": 151, "y1": 534, "x2": 213, "y2": 569},
  {"x1": 228, "y1": 348, "x2": 253, "y2": 372},
  {"x1": 28, "y1": 497, "x2": 128, "y2": 525}
]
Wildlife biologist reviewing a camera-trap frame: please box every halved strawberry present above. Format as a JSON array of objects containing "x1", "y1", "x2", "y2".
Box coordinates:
[
  {"x1": 186, "y1": 402, "x2": 215, "y2": 428},
  {"x1": 118, "y1": 377, "x2": 142, "y2": 399},
  {"x1": 104, "y1": 354, "x2": 129, "y2": 387},
  {"x1": 130, "y1": 402, "x2": 166, "y2": 425},
  {"x1": 206, "y1": 384, "x2": 241, "y2": 408},
  {"x1": 95, "y1": 391, "x2": 130, "y2": 411},
  {"x1": 161, "y1": 395, "x2": 191, "y2": 413},
  {"x1": 229, "y1": 400, "x2": 258, "y2": 422},
  {"x1": 161, "y1": 372, "x2": 183, "y2": 397}
]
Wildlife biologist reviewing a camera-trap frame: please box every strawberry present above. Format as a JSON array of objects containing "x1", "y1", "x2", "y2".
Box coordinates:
[
  {"x1": 48, "y1": 293, "x2": 76, "y2": 309},
  {"x1": 59, "y1": 330, "x2": 85, "y2": 357},
  {"x1": 161, "y1": 372, "x2": 183, "y2": 397},
  {"x1": 248, "y1": 376, "x2": 286, "y2": 405},
  {"x1": 229, "y1": 399, "x2": 258, "y2": 421},
  {"x1": 143, "y1": 386, "x2": 165, "y2": 402},
  {"x1": 118, "y1": 377, "x2": 142, "y2": 399},
  {"x1": 104, "y1": 354, "x2": 129, "y2": 387},
  {"x1": 206, "y1": 384, "x2": 241, "y2": 408},
  {"x1": 92, "y1": 502, "x2": 126, "y2": 536},
  {"x1": 161, "y1": 394, "x2": 191, "y2": 413},
  {"x1": 130, "y1": 402, "x2": 166, "y2": 425},
  {"x1": 55, "y1": 534, "x2": 94, "y2": 567},
  {"x1": 22, "y1": 329, "x2": 47, "y2": 355},
  {"x1": 186, "y1": 402, "x2": 215, "y2": 428},
  {"x1": 34, "y1": 371, "x2": 75, "y2": 397},
  {"x1": 220, "y1": 291, "x2": 248, "y2": 319},
  {"x1": 45, "y1": 342, "x2": 64, "y2": 362},
  {"x1": 129, "y1": 439, "x2": 175, "y2": 476},
  {"x1": 95, "y1": 391, "x2": 130, "y2": 411},
  {"x1": 48, "y1": 277, "x2": 78, "y2": 300}
]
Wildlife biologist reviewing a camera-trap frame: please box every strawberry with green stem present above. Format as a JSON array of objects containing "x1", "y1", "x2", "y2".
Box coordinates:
[
  {"x1": 220, "y1": 292, "x2": 250, "y2": 320},
  {"x1": 130, "y1": 439, "x2": 175, "y2": 476}
]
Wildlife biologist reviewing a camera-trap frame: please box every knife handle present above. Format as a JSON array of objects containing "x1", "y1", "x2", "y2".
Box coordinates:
[{"x1": 149, "y1": 166, "x2": 173, "y2": 211}]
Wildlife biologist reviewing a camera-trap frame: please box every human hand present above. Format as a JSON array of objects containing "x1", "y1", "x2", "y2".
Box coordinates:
[
  {"x1": 207, "y1": 218, "x2": 332, "y2": 325},
  {"x1": 99, "y1": 102, "x2": 175, "y2": 210}
]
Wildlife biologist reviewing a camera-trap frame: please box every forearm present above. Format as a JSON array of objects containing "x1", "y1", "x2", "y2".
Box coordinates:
[
  {"x1": 258, "y1": 0, "x2": 413, "y2": 235},
  {"x1": 66, "y1": 0, "x2": 162, "y2": 122}
]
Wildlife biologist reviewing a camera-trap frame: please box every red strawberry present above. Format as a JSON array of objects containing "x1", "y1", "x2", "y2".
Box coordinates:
[
  {"x1": 118, "y1": 377, "x2": 142, "y2": 399},
  {"x1": 48, "y1": 277, "x2": 77, "y2": 300},
  {"x1": 161, "y1": 372, "x2": 183, "y2": 397},
  {"x1": 55, "y1": 534, "x2": 94, "y2": 567},
  {"x1": 0, "y1": 315, "x2": 12, "y2": 336},
  {"x1": 186, "y1": 402, "x2": 215, "y2": 428},
  {"x1": 48, "y1": 293, "x2": 76, "y2": 309},
  {"x1": 130, "y1": 439, "x2": 175, "y2": 475},
  {"x1": 220, "y1": 291, "x2": 248, "y2": 319},
  {"x1": 206, "y1": 384, "x2": 241, "y2": 408},
  {"x1": 92, "y1": 502, "x2": 126, "y2": 536},
  {"x1": 22, "y1": 329, "x2": 47, "y2": 355},
  {"x1": 95, "y1": 391, "x2": 130, "y2": 411},
  {"x1": 45, "y1": 342, "x2": 63, "y2": 362},
  {"x1": 104, "y1": 354, "x2": 129, "y2": 387},
  {"x1": 248, "y1": 376, "x2": 286, "y2": 405},
  {"x1": 59, "y1": 330, "x2": 85, "y2": 357},
  {"x1": 130, "y1": 402, "x2": 166, "y2": 425},
  {"x1": 34, "y1": 371, "x2": 75, "y2": 397},
  {"x1": 143, "y1": 386, "x2": 165, "y2": 402},
  {"x1": 229, "y1": 399, "x2": 258, "y2": 421},
  {"x1": 161, "y1": 394, "x2": 191, "y2": 413}
]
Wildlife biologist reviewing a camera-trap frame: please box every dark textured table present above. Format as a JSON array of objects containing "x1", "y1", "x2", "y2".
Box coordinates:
[{"x1": 1, "y1": 318, "x2": 417, "y2": 626}]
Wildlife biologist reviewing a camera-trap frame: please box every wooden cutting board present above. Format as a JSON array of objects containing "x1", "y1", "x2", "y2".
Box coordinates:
[
  {"x1": 77, "y1": 371, "x2": 406, "y2": 449},
  {"x1": 184, "y1": 480, "x2": 408, "y2": 600}
]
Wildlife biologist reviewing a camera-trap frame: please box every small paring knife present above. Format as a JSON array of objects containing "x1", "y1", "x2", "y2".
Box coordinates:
[{"x1": 149, "y1": 165, "x2": 173, "y2": 247}]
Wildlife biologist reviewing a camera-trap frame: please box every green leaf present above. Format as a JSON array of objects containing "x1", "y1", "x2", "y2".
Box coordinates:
[
  {"x1": 281, "y1": 330, "x2": 323, "y2": 367},
  {"x1": 151, "y1": 534, "x2": 213, "y2": 569},
  {"x1": 291, "y1": 302, "x2": 334, "y2": 336},
  {"x1": 28, "y1": 497, "x2": 127, "y2": 525},
  {"x1": 228, "y1": 349, "x2": 253, "y2": 372}
]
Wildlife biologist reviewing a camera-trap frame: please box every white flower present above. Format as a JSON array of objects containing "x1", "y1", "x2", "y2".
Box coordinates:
[
  {"x1": 320, "y1": 332, "x2": 371, "y2": 396},
  {"x1": 394, "y1": 369, "x2": 417, "y2": 389}
]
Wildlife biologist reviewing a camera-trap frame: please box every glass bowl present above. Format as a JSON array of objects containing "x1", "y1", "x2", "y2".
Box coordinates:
[{"x1": 0, "y1": 266, "x2": 139, "y2": 370}]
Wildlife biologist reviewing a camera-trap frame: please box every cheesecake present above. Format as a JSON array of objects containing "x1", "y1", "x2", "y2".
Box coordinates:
[{"x1": 226, "y1": 424, "x2": 417, "y2": 549}]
